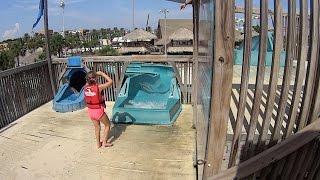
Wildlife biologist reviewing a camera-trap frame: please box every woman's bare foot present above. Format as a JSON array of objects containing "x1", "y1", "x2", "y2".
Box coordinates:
[
  {"x1": 102, "y1": 142, "x2": 113, "y2": 147},
  {"x1": 97, "y1": 142, "x2": 102, "y2": 148}
]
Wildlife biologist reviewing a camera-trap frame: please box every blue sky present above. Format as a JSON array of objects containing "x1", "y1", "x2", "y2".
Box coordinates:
[{"x1": 0, "y1": 0, "x2": 192, "y2": 41}]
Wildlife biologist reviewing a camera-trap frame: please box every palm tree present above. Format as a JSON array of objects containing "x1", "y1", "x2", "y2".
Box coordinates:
[
  {"x1": 50, "y1": 33, "x2": 65, "y2": 57},
  {"x1": 65, "y1": 34, "x2": 81, "y2": 54},
  {"x1": 8, "y1": 39, "x2": 24, "y2": 67},
  {"x1": 23, "y1": 33, "x2": 30, "y2": 43},
  {"x1": 0, "y1": 51, "x2": 15, "y2": 70},
  {"x1": 27, "y1": 36, "x2": 44, "y2": 52}
]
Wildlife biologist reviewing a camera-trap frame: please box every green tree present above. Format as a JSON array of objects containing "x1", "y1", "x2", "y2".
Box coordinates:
[
  {"x1": 0, "y1": 51, "x2": 15, "y2": 70},
  {"x1": 97, "y1": 46, "x2": 118, "y2": 56},
  {"x1": 27, "y1": 36, "x2": 44, "y2": 52},
  {"x1": 50, "y1": 33, "x2": 65, "y2": 57},
  {"x1": 83, "y1": 36, "x2": 99, "y2": 54},
  {"x1": 23, "y1": 33, "x2": 30, "y2": 43},
  {"x1": 65, "y1": 34, "x2": 81, "y2": 54},
  {"x1": 8, "y1": 39, "x2": 24, "y2": 67},
  {"x1": 82, "y1": 41, "x2": 89, "y2": 53},
  {"x1": 35, "y1": 51, "x2": 47, "y2": 62}
]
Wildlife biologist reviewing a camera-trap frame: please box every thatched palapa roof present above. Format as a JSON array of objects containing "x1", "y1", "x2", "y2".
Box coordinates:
[
  {"x1": 158, "y1": 19, "x2": 193, "y2": 38},
  {"x1": 168, "y1": 28, "x2": 193, "y2": 41},
  {"x1": 118, "y1": 47, "x2": 148, "y2": 54},
  {"x1": 123, "y1": 29, "x2": 157, "y2": 42},
  {"x1": 156, "y1": 19, "x2": 193, "y2": 46}
]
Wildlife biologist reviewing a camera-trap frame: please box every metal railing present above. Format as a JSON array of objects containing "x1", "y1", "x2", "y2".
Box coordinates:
[{"x1": 0, "y1": 61, "x2": 53, "y2": 128}]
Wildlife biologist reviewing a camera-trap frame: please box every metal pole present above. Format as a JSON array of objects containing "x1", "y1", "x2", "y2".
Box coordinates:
[
  {"x1": 160, "y1": 9, "x2": 169, "y2": 55},
  {"x1": 62, "y1": 7, "x2": 65, "y2": 36},
  {"x1": 44, "y1": 0, "x2": 56, "y2": 95},
  {"x1": 60, "y1": 0, "x2": 65, "y2": 37},
  {"x1": 164, "y1": 10, "x2": 167, "y2": 55},
  {"x1": 132, "y1": 0, "x2": 135, "y2": 30}
]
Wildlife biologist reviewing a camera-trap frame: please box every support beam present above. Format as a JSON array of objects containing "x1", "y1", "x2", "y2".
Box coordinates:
[
  {"x1": 44, "y1": 0, "x2": 56, "y2": 95},
  {"x1": 116, "y1": 62, "x2": 129, "y2": 95},
  {"x1": 192, "y1": 0, "x2": 199, "y2": 127},
  {"x1": 203, "y1": 0, "x2": 234, "y2": 177},
  {"x1": 169, "y1": 62, "x2": 187, "y2": 101},
  {"x1": 209, "y1": 119, "x2": 320, "y2": 180}
]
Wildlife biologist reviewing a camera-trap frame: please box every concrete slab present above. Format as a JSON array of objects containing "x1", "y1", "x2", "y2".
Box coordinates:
[{"x1": 0, "y1": 102, "x2": 196, "y2": 180}]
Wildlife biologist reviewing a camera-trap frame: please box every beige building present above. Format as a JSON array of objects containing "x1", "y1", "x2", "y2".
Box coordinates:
[
  {"x1": 119, "y1": 29, "x2": 157, "y2": 55},
  {"x1": 0, "y1": 43, "x2": 9, "y2": 52},
  {"x1": 38, "y1": 29, "x2": 54, "y2": 36},
  {"x1": 167, "y1": 27, "x2": 193, "y2": 55},
  {"x1": 155, "y1": 19, "x2": 193, "y2": 54},
  {"x1": 78, "y1": 29, "x2": 90, "y2": 37}
]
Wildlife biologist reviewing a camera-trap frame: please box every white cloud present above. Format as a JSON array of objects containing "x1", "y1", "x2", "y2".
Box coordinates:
[{"x1": 3, "y1": 23, "x2": 20, "y2": 40}]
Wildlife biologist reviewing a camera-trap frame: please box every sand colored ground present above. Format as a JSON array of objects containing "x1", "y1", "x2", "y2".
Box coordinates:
[{"x1": 0, "y1": 102, "x2": 196, "y2": 180}]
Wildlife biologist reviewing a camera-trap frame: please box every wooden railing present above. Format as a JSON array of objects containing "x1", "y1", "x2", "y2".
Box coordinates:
[
  {"x1": 52, "y1": 55, "x2": 193, "y2": 104},
  {"x1": 227, "y1": 0, "x2": 320, "y2": 166},
  {"x1": 195, "y1": 0, "x2": 320, "y2": 178},
  {"x1": 0, "y1": 61, "x2": 53, "y2": 129},
  {"x1": 210, "y1": 119, "x2": 320, "y2": 180},
  {"x1": 0, "y1": 55, "x2": 193, "y2": 129}
]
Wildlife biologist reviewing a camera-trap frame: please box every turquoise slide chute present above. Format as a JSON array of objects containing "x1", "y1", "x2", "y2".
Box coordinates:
[{"x1": 112, "y1": 63, "x2": 182, "y2": 125}]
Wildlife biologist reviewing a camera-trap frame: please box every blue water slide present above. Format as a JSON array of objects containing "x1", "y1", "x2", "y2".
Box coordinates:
[
  {"x1": 112, "y1": 63, "x2": 182, "y2": 125},
  {"x1": 234, "y1": 32, "x2": 286, "y2": 66},
  {"x1": 53, "y1": 56, "x2": 89, "y2": 112}
]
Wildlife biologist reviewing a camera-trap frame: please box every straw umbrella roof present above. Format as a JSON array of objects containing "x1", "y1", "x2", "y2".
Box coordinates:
[
  {"x1": 118, "y1": 47, "x2": 148, "y2": 54},
  {"x1": 123, "y1": 29, "x2": 157, "y2": 42},
  {"x1": 169, "y1": 28, "x2": 193, "y2": 41},
  {"x1": 158, "y1": 19, "x2": 193, "y2": 38},
  {"x1": 156, "y1": 19, "x2": 193, "y2": 46}
]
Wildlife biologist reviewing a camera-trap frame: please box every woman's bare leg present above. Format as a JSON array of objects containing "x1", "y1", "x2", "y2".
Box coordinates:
[
  {"x1": 99, "y1": 114, "x2": 113, "y2": 147},
  {"x1": 92, "y1": 120, "x2": 101, "y2": 148}
]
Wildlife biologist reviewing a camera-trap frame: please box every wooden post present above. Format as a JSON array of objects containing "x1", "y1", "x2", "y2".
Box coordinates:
[
  {"x1": 243, "y1": 0, "x2": 268, "y2": 159},
  {"x1": 203, "y1": 0, "x2": 234, "y2": 177},
  {"x1": 299, "y1": 0, "x2": 319, "y2": 130},
  {"x1": 228, "y1": 0, "x2": 252, "y2": 167},
  {"x1": 192, "y1": 2, "x2": 199, "y2": 177},
  {"x1": 116, "y1": 62, "x2": 129, "y2": 95},
  {"x1": 169, "y1": 62, "x2": 187, "y2": 101},
  {"x1": 192, "y1": 0, "x2": 199, "y2": 126},
  {"x1": 44, "y1": 0, "x2": 56, "y2": 95}
]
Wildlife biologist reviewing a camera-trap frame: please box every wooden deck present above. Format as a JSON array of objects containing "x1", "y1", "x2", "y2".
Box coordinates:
[
  {"x1": 228, "y1": 65, "x2": 297, "y2": 136},
  {"x1": 0, "y1": 102, "x2": 196, "y2": 180},
  {"x1": 221, "y1": 65, "x2": 299, "y2": 169}
]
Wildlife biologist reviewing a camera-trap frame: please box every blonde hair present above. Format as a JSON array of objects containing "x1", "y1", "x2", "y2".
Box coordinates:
[{"x1": 86, "y1": 71, "x2": 97, "y2": 85}]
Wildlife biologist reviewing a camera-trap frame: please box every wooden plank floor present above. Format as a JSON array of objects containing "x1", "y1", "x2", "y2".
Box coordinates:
[
  {"x1": 0, "y1": 102, "x2": 196, "y2": 180},
  {"x1": 228, "y1": 65, "x2": 298, "y2": 136},
  {"x1": 221, "y1": 65, "x2": 299, "y2": 170}
]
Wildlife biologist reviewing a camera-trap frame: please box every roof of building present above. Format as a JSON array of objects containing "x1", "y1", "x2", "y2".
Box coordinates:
[
  {"x1": 169, "y1": 28, "x2": 193, "y2": 41},
  {"x1": 112, "y1": 37, "x2": 125, "y2": 43},
  {"x1": 118, "y1": 47, "x2": 148, "y2": 54},
  {"x1": 123, "y1": 29, "x2": 157, "y2": 42},
  {"x1": 156, "y1": 19, "x2": 193, "y2": 45},
  {"x1": 158, "y1": 19, "x2": 193, "y2": 37}
]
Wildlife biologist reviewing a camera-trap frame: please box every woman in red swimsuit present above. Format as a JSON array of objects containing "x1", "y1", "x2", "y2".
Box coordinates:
[{"x1": 84, "y1": 71, "x2": 113, "y2": 148}]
